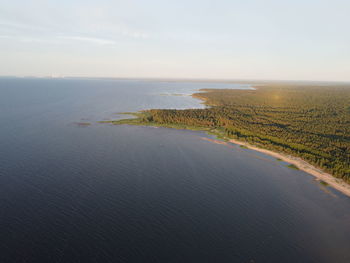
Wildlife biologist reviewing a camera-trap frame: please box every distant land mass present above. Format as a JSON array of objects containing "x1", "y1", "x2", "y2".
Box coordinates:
[{"x1": 102, "y1": 84, "x2": 350, "y2": 189}]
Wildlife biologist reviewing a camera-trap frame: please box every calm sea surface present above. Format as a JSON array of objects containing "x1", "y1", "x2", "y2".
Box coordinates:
[{"x1": 0, "y1": 78, "x2": 349, "y2": 263}]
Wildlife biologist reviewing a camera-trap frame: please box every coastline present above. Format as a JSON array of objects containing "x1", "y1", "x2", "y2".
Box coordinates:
[
  {"x1": 202, "y1": 137, "x2": 350, "y2": 198},
  {"x1": 104, "y1": 114, "x2": 350, "y2": 198},
  {"x1": 101, "y1": 87, "x2": 350, "y2": 198}
]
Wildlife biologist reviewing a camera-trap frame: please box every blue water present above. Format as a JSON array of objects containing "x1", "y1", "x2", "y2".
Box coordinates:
[{"x1": 0, "y1": 77, "x2": 349, "y2": 263}]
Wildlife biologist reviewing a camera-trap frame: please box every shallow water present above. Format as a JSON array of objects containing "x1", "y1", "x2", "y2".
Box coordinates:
[{"x1": 0, "y1": 78, "x2": 349, "y2": 263}]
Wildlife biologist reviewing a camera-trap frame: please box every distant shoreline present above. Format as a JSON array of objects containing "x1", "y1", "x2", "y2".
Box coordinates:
[{"x1": 8, "y1": 76, "x2": 349, "y2": 85}]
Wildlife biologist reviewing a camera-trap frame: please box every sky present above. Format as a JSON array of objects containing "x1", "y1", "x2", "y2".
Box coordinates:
[{"x1": 0, "y1": 0, "x2": 349, "y2": 81}]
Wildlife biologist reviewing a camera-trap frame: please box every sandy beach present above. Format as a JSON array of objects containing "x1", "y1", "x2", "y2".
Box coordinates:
[{"x1": 202, "y1": 137, "x2": 350, "y2": 198}]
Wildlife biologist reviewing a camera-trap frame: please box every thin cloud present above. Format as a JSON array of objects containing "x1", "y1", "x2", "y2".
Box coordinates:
[
  {"x1": 118, "y1": 28, "x2": 149, "y2": 39},
  {"x1": 0, "y1": 35, "x2": 57, "y2": 44},
  {"x1": 0, "y1": 21, "x2": 49, "y2": 32},
  {"x1": 59, "y1": 36, "x2": 116, "y2": 45}
]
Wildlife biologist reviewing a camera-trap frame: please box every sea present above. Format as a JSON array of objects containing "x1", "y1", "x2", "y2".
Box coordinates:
[{"x1": 0, "y1": 77, "x2": 349, "y2": 263}]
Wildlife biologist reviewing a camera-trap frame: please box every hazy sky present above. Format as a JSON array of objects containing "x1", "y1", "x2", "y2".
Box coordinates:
[{"x1": 1, "y1": 0, "x2": 349, "y2": 81}]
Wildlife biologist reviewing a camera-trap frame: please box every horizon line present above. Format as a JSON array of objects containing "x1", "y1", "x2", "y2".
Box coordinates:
[{"x1": 0, "y1": 75, "x2": 350, "y2": 85}]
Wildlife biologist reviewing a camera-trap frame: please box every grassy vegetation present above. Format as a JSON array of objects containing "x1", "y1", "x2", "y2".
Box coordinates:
[
  {"x1": 100, "y1": 112, "x2": 219, "y2": 132},
  {"x1": 240, "y1": 145, "x2": 249, "y2": 149},
  {"x1": 286, "y1": 164, "x2": 299, "y2": 170},
  {"x1": 102, "y1": 84, "x2": 350, "y2": 183},
  {"x1": 319, "y1": 180, "x2": 329, "y2": 187},
  {"x1": 276, "y1": 158, "x2": 283, "y2": 161}
]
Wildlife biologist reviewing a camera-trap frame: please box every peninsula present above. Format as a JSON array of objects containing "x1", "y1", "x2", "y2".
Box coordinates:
[{"x1": 101, "y1": 84, "x2": 350, "y2": 196}]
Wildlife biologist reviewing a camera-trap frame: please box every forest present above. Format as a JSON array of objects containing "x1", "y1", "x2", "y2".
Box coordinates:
[{"x1": 110, "y1": 85, "x2": 350, "y2": 182}]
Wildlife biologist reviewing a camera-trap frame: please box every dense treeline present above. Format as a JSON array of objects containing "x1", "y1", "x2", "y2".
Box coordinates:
[{"x1": 144, "y1": 85, "x2": 350, "y2": 181}]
